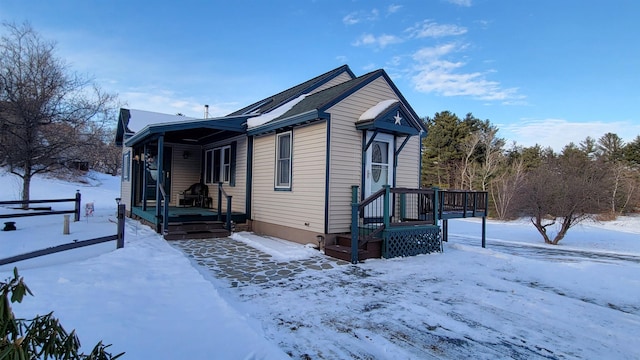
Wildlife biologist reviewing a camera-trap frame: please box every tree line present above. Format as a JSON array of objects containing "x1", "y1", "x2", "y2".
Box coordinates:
[{"x1": 422, "y1": 111, "x2": 640, "y2": 244}]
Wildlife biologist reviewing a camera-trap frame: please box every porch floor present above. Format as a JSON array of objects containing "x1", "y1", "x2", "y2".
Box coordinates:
[{"x1": 131, "y1": 205, "x2": 247, "y2": 224}]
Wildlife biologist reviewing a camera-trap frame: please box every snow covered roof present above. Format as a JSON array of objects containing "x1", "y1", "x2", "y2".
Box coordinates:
[
  {"x1": 126, "y1": 109, "x2": 196, "y2": 133},
  {"x1": 359, "y1": 99, "x2": 399, "y2": 121},
  {"x1": 246, "y1": 95, "x2": 308, "y2": 129}
]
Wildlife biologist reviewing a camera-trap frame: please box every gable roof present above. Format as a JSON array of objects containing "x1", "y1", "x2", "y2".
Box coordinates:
[
  {"x1": 116, "y1": 65, "x2": 426, "y2": 146},
  {"x1": 247, "y1": 69, "x2": 427, "y2": 136},
  {"x1": 227, "y1": 65, "x2": 355, "y2": 117}
]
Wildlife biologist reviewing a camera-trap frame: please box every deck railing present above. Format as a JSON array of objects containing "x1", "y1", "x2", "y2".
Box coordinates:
[
  {"x1": 391, "y1": 187, "x2": 439, "y2": 226},
  {"x1": 350, "y1": 186, "x2": 488, "y2": 262},
  {"x1": 350, "y1": 186, "x2": 442, "y2": 263},
  {"x1": 438, "y1": 190, "x2": 488, "y2": 219}
]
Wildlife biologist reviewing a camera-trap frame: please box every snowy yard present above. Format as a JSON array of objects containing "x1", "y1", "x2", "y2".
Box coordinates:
[{"x1": 1, "y1": 171, "x2": 639, "y2": 359}]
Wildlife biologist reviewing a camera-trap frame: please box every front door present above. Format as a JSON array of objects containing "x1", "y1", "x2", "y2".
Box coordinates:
[
  {"x1": 364, "y1": 132, "x2": 394, "y2": 215},
  {"x1": 142, "y1": 146, "x2": 172, "y2": 202}
]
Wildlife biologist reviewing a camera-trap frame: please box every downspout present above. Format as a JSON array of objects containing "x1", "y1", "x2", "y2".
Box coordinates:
[
  {"x1": 419, "y1": 130, "x2": 425, "y2": 188},
  {"x1": 323, "y1": 118, "x2": 331, "y2": 235},
  {"x1": 360, "y1": 130, "x2": 367, "y2": 201},
  {"x1": 245, "y1": 136, "x2": 253, "y2": 221}
]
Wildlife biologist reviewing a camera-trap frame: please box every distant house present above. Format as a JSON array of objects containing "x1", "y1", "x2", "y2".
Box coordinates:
[{"x1": 115, "y1": 65, "x2": 487, "y2": 262}]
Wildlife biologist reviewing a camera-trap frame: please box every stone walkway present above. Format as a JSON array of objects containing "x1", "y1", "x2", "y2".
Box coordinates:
[{"x1": 171, "y1": 237, "x2": 350, "y2": 288}]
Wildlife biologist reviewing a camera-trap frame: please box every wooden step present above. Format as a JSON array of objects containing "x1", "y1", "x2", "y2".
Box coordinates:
[
  {"x1": 335, "y1": 234, "x2": 352, "y2": 247},
  {"x1": 324, "y1": 244, "x2": 372, "y2": 262},
  {"x1": 365, "y1": 238, "x2": 382, "y2": 258},
  {"x1": 164, "y1": 228, "x2": 230, "y2": 240},
  {"x1": 334, "y1": 234, "x2": 383, "y2": 258},
  {"x1": 167, "y1": 221, "x2": 225, "y2": 232}
]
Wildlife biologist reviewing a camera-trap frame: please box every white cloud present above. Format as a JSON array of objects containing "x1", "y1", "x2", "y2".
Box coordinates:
[
  {"x1": 499, "y1": 119, "x2": 640, "y2": 151},
  {"x1": 342, "y1": 14, "x2": 360, "y2": 25},
  {"x1": 410, "y1": 43, "x2": 524, "y2": 102},
  {"x1": 413, "y1": 43, "x2": 460, "y2": 60},
  {"x1": 352, "y1": 33, "x2": 403, "y2": 49},
  {"x1": 342, "y1": 9, "x2": 379, "y2": 25},
  {"x1": 122, "y1": 89, "x2": 237, "y2": 118},
  {"x1": 387, "y1": 4, "x2": 403, "y2": 14},
  {"x1": 475, "y1": 19, "x2": 491, "y2": 29},
  {"x1": 407, "y1": 20, "x2": 467, "y2": 38},
  {"x1": 446, "y1": 0, "x2": 472, "y2": 7},
  {"x1": 362, "y1": 63, "x2": 377, "y2": 71},
  {"x1": 388, "y1": 56, "x2": 402, "y2": 66}
]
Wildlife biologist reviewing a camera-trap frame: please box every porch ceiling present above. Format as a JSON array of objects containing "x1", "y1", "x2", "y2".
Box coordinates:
[{"x1": 124, "y1": 116, "x2": 249, "y2": 147}]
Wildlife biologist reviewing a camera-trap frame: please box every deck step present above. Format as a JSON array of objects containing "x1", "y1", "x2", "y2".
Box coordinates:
[
  {"x1": 325, "y1": 234, "x2": 383, "y2": 262},
  {"x1": 324, "y1": 245, "x2": 373, "y2": 262}
]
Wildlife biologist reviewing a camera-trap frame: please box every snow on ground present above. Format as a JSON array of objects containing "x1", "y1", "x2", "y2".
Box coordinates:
[
  {"x1": 230, "y1": 232, "x2": 319, "y2": 261},
  {"x1": 0, "y1": 170, "x2": 287, "y2": 359},
  {"x1": 1, "y1": 169, "x2": 639, "y2": 359}
]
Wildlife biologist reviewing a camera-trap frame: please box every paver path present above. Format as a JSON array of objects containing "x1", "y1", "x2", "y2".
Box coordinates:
[{"x1": 171, "y1": 237, "x2": 349, "y2": 287}]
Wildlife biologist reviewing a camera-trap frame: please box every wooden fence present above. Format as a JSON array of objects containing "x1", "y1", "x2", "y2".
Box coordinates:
[
  {"x1": 0, "y1": 191, "x2": 82, "y2": 221},
  {"x1": 0, "y1": 204, "x2": 125, "y2": 267}
]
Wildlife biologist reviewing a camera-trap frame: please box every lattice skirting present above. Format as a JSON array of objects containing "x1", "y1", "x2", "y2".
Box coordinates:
[{"x1": 383, "y1": 226, "x2": 442, "y2": 258}]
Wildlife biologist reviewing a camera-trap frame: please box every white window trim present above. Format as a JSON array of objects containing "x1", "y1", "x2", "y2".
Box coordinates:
[
  {"x1": 122, "y1": 151, "x2": 131, "y2": 181},
  {"x1": 275, "y1": 131, "x2": 292, "y2": 189},
  {"x1": 205, "y1": 145, "x2": 231, "y2": 184}
]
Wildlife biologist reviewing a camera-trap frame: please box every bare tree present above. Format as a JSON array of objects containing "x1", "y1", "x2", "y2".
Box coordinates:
[
  {"x1": 490, "y1": 155, "x2": 525, "y2": 220},
  {"x1": 478, "y1": 127, "x2": 504, "y2": 191},
  {"x1": 460, "y1": 131, "x2": 480, "y2": 190},
  {"x1": 514, "y1": 149, "x2": 610, "y2": 244},
  {"x1": 0, "y1": 22, "x2": 117, "y2": 206},
  {"x1": 84, "y1": 125, "x2": 122, "y2": 175}
]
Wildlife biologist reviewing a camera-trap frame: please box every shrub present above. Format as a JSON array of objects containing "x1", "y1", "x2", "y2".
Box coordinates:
[{"x1": 1, "y1": 268, "x2": 123, "y2": 359}]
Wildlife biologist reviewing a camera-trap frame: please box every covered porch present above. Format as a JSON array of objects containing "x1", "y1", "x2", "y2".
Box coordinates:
[{"x1": 121, "y1": 110, "x2": 251, "y2": 236}]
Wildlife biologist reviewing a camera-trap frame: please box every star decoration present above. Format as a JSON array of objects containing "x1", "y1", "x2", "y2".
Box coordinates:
[{"x1": 394, "y1": 111, "x2": 402, "y2": 125}]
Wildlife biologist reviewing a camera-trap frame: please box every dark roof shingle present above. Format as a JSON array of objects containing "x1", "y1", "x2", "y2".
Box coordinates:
[{"x1": 227, "y1": 65, "x2": 355, "y2": 117}]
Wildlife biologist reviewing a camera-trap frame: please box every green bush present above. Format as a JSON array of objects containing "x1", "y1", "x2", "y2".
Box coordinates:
[{"x1": 1, "y1": 268, "x2": 124, "y2": 359}]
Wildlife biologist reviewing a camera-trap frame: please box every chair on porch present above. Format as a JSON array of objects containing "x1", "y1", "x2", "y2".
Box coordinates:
[{"x1": 180, "y1": 183, "x2": 211, "y2": 208}]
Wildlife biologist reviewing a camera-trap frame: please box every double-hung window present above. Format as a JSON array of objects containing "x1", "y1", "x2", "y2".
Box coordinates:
[
  {"x1": 275, "y1": 131, "x2": 292, "y2": 189},
  {"x1": 205, "y1": 145, "x2": 231, "y2": 184}
]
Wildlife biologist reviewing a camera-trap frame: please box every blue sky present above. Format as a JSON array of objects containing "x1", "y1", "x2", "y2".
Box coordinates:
[{"x1": 1, "y1": 0, "x2": 638, "y2": 150}]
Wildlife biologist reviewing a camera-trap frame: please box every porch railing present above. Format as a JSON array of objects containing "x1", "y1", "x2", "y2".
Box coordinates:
[
  {"x1": 350, "y1": 185, "x2": 441, "y2": 263},
  {"x1": 217, "y1": 182, "x2": 233, "y2": 231},
  {"x1": 157, "y1": 183, "x2": 169, "y2": 234}
]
